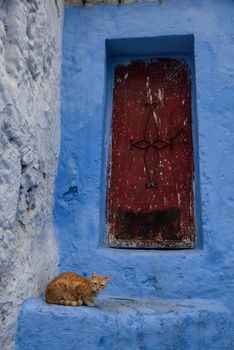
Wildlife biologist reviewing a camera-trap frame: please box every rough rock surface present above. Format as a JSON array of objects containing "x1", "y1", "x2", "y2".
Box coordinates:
[{"x1": 0, "y1": 1, "x2": 63, "y2": 349}]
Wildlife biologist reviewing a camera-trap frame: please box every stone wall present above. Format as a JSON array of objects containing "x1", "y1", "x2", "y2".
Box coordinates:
[{"x1": 0, "y1": 1, "x2": 64, "y2": 349}]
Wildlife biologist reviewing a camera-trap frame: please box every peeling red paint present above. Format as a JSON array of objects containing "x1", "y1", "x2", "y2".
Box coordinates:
[{"x1": 106, "y1": 59, "x2": 195, "y2": 248}]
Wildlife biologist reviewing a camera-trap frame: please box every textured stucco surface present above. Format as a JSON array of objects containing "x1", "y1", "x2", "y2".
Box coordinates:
[
  {"x1": 12, "y1": 1, "x2": 234, "y2": 349},
  {"x1": 57, "y1": 0, "x2": 234, "y2": 298},
  {"x1": 16, "y1": 297, "x2": 231, "y2": 350},
  {"x1": 0, "y1": 1, "x2": 63, "y2": 349},
  {"x1": 52, "y1": 0, "x2": 234, "y2": 348}
]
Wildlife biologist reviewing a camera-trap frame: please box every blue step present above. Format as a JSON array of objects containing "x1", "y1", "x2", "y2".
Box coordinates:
[{"x1": 15, "y1": 297, "x2": 231, "y2": 350}]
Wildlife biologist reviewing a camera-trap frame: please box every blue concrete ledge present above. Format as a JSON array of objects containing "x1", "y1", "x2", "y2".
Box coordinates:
[{"x1": 15, "y1": 297, "x2": 231, "y2": 350}]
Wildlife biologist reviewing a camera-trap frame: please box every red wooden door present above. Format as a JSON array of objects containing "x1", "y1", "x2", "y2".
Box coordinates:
[{"x1": 106, "y1": 59, "x2": 195, "y2": 248}]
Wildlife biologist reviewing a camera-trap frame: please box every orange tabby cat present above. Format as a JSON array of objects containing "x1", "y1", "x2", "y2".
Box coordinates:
[{"x1": 45, "y1": 272, "x2": 111, "y2": 307}]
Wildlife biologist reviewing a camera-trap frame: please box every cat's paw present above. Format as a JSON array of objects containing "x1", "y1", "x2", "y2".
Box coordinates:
[{"x1": 85, "y1": 301, "x2": 95, "y2": 307}]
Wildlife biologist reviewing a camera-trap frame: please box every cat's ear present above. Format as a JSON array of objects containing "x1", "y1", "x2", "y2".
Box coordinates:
[
  {"x1": 92, "y1": 272, "x2": 97, "y2": 278},
  {"x1": 105, "y1": 276, "x2": 111, "y2": 281}
]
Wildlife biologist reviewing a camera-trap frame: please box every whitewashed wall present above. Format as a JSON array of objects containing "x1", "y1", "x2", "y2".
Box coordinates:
[{"x1": 0, "y1": 1, "x2": 64, "y2": 349}]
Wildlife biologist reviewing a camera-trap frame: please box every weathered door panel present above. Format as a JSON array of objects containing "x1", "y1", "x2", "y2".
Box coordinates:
[{"x1": 106, "y1": 59, "x2": 195, "y2": 248}]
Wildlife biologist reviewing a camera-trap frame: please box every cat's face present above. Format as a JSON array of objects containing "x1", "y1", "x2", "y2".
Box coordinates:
[{"x1": 90, "y1": 273, "x2": 111, "y2": 294}]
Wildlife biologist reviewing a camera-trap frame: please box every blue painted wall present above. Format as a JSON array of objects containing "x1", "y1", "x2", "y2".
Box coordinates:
[{"x1": 54, "y1": 0, "x2": 234, "y2": 339}]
